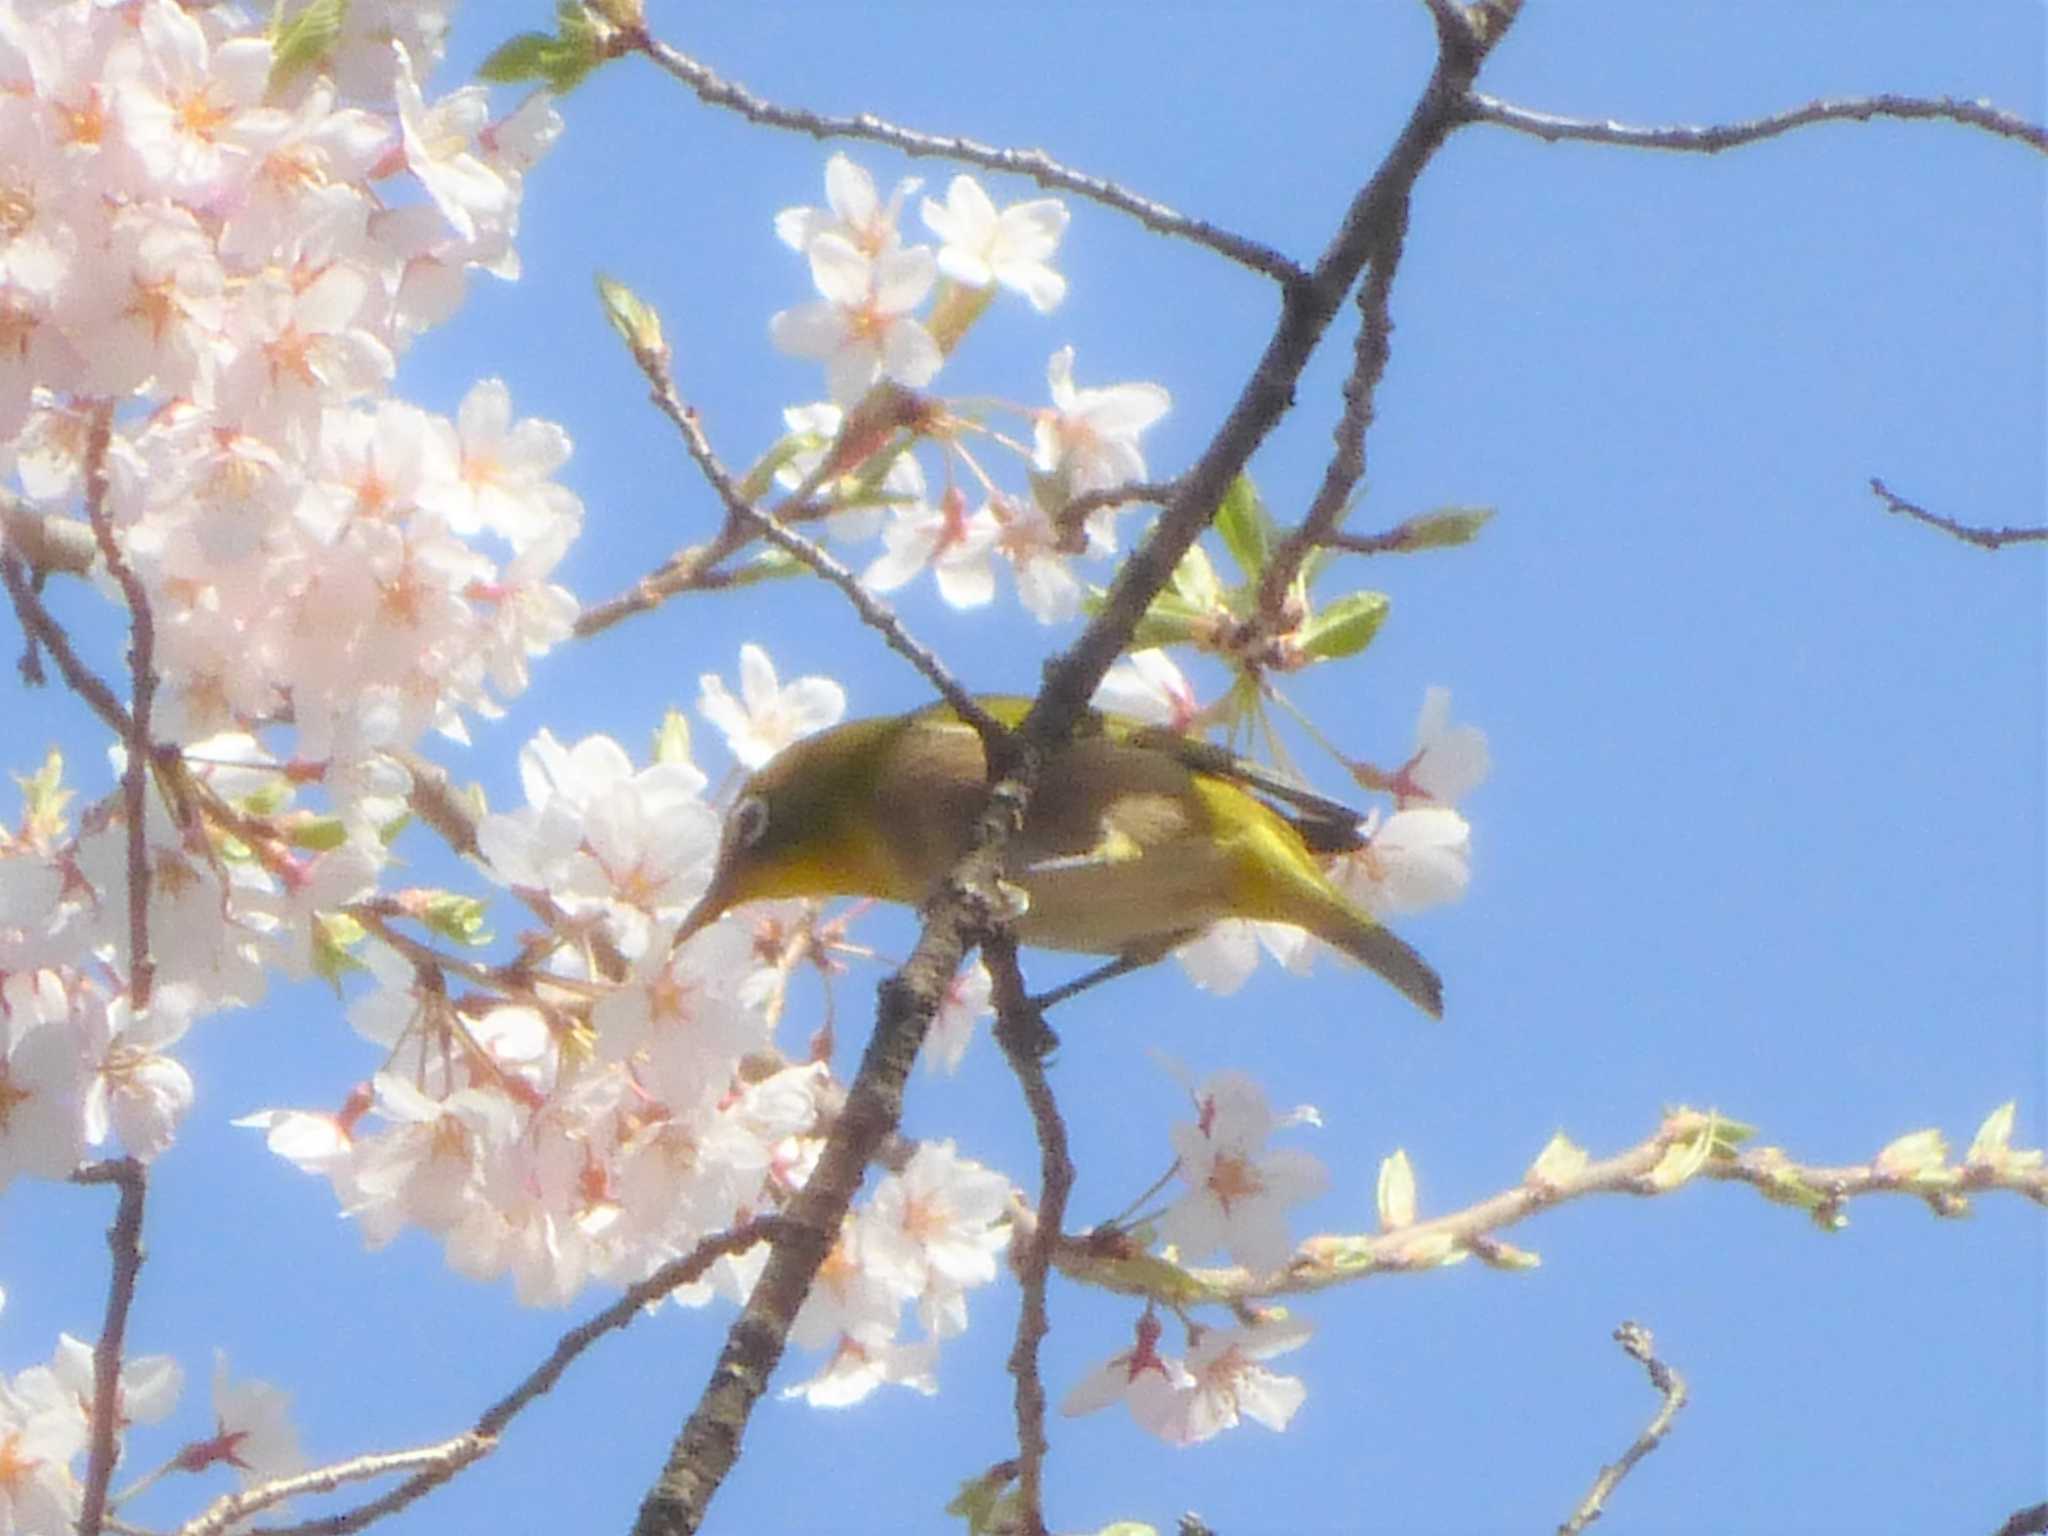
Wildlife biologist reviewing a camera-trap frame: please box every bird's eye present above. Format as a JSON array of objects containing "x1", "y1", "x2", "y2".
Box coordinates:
[{"x1": 731, "y1": 794, "x2": 770, "y2": 850}]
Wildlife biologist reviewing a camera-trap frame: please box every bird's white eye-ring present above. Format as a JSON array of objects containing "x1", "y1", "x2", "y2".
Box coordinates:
[{"x1": 731, "y1": 794, "x2": 770, "y2": 850}]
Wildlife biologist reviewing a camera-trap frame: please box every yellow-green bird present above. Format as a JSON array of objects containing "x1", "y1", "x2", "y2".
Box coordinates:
[{"x1": 673, "y1": 697, "x2": 1442, "y2": 1017}]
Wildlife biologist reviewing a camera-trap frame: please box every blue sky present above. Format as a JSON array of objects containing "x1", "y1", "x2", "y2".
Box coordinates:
[{"x1": 3, "y1": 4, "x2": 2042, "y2": 1534}]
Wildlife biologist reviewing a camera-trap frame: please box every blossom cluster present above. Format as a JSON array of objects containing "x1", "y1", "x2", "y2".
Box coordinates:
[
  {"x1": 236, "y1": 649, "x2": 1014, "y2": 1414},
  {"x1": 0, "y1": 0, "x2": 577, "y2": 1172},
  {"x1": 0, "y1": 1311, "x2": 302, "y2": 1533},
  {"x1": 765, "y1": 154, "x2": 1172, "y2": 625}
]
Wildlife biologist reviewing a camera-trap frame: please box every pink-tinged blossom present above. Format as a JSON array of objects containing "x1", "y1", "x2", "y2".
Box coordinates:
[
  {"x1": 697, "y1": 644, "x2": 847, "y2": 771},
  {"x1": 1093, "y1": 648, "x2": 1203, "y2": 731},
  {"x1": 0, "y1": 971, "x2": 84, "y2": 1191},
  {"x1": 858, "y1": 1141, "x2": 1012, "y2": 1338},
  {"x1": 1329, "y1": 806, "x2": 1473, "y2": 918},
  {"x1": 991, "y1": 491, "x2": 1083, "y2": 623},
  {"x1": 1157, "y1": 1071, "x2": 1327, "y2": 1273},
  {"x1": 424, "y1": 377, "x2": 573, "y2": 543},
  {"x1": 1033, "y1": 346, "x2": 1171, "y2": 498},
  {"x1": 1384, "y1": 686, "x2": 1490, "y2": 807},
  {"x1": 479, "y1": 729, "x2": 719, "y2": 958},
  {"x1": 106, "y1": 1, "x2": 272, "y2": 201},
  {"x1": 776, "y1": 153, "x2": 921, "y2": 259},
  {"x1": 862, "y1": 487, "x2": 999, "y2": 609},
  {"x1": 782, "y1": 1334, "x2": 939, "y2": 1410},
  {"x1": 217, "y1": 80, "x2": 389, "y2": 266},
  {"x1": 1172, "y1": 918, "x2": 1313, "y2": 997},
  {"x1": 51, "y1": 1333, "x2": 182, "y2": 1430},
  {"x1": 0, "y1": 1355, "x2": 87, "y2": 1533},
  {"x1": 183, "y1": 1353, "x2": 306, "y2": 1503},
  {"x1": 919, "y1": 175, "x2": 1069, "y2": 312},
  {"x1": 771, "y1": 401, "x2": 926, "y2": 545},
  {"x1": 923, "y1": 960, "x2": 992, "y2": 1074},
  {"x1": 80, "y1": 983, "x2": 197, "y2": 1161},
  {"x1": 770, "y1": 233, "x2": 942, "y2": 405},
  {"x1": 1060, "y1": 1312, "x2": 1194, "y2": 1440},
  {"x1": 1164, "y1": 1316, "x2": 1313, "y2": 1444},
  {"x1": 341, "y1": 1074, "x2": 522, "y2": 1246},
  {"x1": 392, "y1": 45, "x2": 510, "y2": 245}
]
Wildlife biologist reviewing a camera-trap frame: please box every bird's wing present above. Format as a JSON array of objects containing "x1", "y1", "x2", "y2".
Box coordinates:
[{"x1": 1121, "y1": 725, "x2": 1367, "y2": 850}]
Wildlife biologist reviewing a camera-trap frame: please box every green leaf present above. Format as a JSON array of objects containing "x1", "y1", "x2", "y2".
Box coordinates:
[
  {"x1": 595, "y1": 273, "x2": 667, "y2": 365},
  {"x1": 310, "y1": 912, "x2": 367, "y2": 992},
  {"x1": 421, "y1": 893, "x2": 492, "y2": 946},
  {"x1": 652, "y1": 709, "x2": 692, "y2": 768},
  {"x1": 728, "y1": 548, "x2": 810, "y2": 588},
  {"x1": 1126, "y1": 589, "x2": 1213, "y2": 650},
  {"x1": 477, "y1": 32, "x2": 565, "y2": 85},
  {"x1": 1397, "y1": 505, "x2": 1494, "y2": 551},
  {"x1": 269, "y1": 0, "x2": 348, "y2": 91},
  {"x1": 287, "y1": 816, "x2": 350, "y2": 852},
  {"x1": 1214, "y1": 474, "x2": 1274, "y2": 580},
  {"x1": 478, "y1": 3, "x2": 607, "y2": 93},
  {"x1": 1296, "y1": 589, "x2": 1389, "y2": 661}
]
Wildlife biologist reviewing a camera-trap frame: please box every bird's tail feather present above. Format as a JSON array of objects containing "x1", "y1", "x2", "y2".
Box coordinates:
[{"x1": 1321, "y1": 917, "x2": 1443, "y2": 1018}]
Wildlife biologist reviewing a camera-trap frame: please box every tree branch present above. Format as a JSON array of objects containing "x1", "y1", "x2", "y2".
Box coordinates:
[
  {"x1": 1466, "y1": 90, "x2": 2048, "y2": 155},
  {"x1": 988, "y1": 940, "x2": 1075, "y2": 1536},
  {"x1": 72, "y1": 1158, "x2": 148, "y2": 1536},
  {"x1": 1053, "y1": 1107, "x2": 2048, "y2": 1305},
  {"x1": 1869, "y1": 477, "x2": 2048, "y2": 551},
  {"x1": 173, "y1": 1221, "x2": 784, "y2": 1536},
  {"x1": 629, "y1": 35, "x2": 1305, "y2": 285},
  {"x1": 616, "y1": 333, "x2": 1002, "y2": 747},
  {"x1": 1557, "y1": 1321, "x2": 1689, "y2": 1536}
]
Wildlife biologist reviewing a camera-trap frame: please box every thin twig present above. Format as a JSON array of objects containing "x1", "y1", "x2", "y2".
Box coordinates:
[
  {"x1": 631, "y1": 35, "x2": 1304, "y2": 285},
  {"x1": 1467, "y1": 90, "x2": 2048, "y2": 155},
  {"x1": 609, "y1": 320, "x2": 1005, "y2": 752},
  {"x1": 1053, "y1": 1108, "x2": 2048, "y2": 1305},
  {"x1": 73, "y1": 1158, "x2": 148, "y2": 1536},
  {"x1": 987, "y1": 939, "x2": 1075, "y2": 1536},
  {"x1": 1, "y1": 548, "x2": 134, "y2": 734},
  {"x1": 1869, "y1": 477, "x2": 2048, "y2": 551},
  {"x1": 1257, "y1": 211, "x2": 1407, "y2": 617},
  {"x1": 172, "y1": 1221, "x2": 784, "y2": 1536},
  {"x1": 78, "y1": 405, "x2": 159, "y2": 1010},
  {"x1": 1557, "y1": 1322, "x2": 1689, "y2": 1535},
  {"x1": 571, "y1": 519, "x2": 755, "y2": 640}
]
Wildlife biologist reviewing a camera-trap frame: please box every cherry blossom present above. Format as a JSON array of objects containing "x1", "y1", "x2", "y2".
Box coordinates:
[
  {"x1": 920, "y1": 175, "x2": 1070, "y2": 312},
  {"x1": 922, "y1": 959, "x2": 993, "y2": 1074},
  {"x1": 1033, "y1": 345, "x2": 1171, "y2": 498},
  {"x1": 1330, "y1": 805, "x2": 1474, "y2": 918},
  {"x1": 775, "y1": 153, "x2": 922, "y2": 260},
  {"x1": 1157, "y1": 1071, "x2": 1328, "y2": 1273},
  {"x1": 863, "y1": 486, "x2": 1001, "y2": 609},
  {"x1": 698, "y1": 644, "x2": 848, "y2": 771},
  {"x1": 770, "y1": 233, "x2": 942, "y2": 405},
  {"x1": 1165, "y1": 1316, "x2": 1313, "y2": 1444},
  {"x1": 1059, "y1": 1312, "x2": 1194, "y2": 1440}
]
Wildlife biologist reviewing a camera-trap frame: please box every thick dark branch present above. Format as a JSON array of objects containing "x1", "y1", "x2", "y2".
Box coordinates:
[
  {"x1": 1468, "y1": 90, "x2": 2048, "y2": 155},
  {"x1": 1869, "y1": 477, "x2": 2048, "y2": 551},
  {"x1": 1557, "y1": 1322, "x2": 1689, "y2": 1536},
  {"x1": 631, "y1": 37, "x2": 1304, "y2": 285},
  {"x1": 73, "y1": 1159, "x2": 148, "y2": 1536}
]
